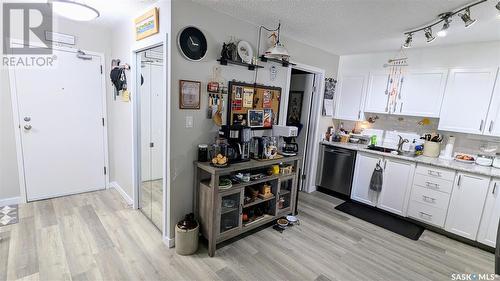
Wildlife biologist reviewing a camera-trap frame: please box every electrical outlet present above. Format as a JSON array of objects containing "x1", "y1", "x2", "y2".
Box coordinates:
[{"x1": 185, "y1": 116, "x2": 193, "y2": 128}]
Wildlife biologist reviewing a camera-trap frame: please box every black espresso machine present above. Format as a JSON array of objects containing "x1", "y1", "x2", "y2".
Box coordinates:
[{"x1": 219, "y1": 125, "x2": 252, "y2": 163}]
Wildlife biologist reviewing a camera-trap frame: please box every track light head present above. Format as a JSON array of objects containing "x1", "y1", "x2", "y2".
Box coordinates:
[
  {"x1": 459, "y1": 8, "x2": 476, "y2": 28},
  {"x1": 437, "y1": 18, "x2": 451, "y2": 37},
  {"x1": 402, "y1": 33, "x2": 413, "y2": 48},
  {"x1": 425, "y1": 28, "x2": 436, "y2": 43},
  {"x1": 496, "y1": 1, "x2": 500, "y2": 17}
]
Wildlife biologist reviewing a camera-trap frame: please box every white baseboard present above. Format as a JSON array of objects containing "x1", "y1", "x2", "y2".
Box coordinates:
[
  {"x1": 163, "y1": 235, "x2": 175, "y2": 248},
  {"x1": 109, "y1": 181, "x2": 133, "y2": 205},
  {"x1": 0, "y1": 196, "x2": 22, "y2": 207}
]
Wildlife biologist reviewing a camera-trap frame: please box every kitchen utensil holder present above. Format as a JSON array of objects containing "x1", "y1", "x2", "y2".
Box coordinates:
[{"x1": 423, "y1": 141, "x2": 441, "y2": 158}]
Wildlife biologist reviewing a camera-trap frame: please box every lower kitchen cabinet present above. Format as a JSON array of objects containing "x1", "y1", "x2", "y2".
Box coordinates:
[
  {"x1": 351, "y1": 152, "x2": 381, "y2": 206},
  {"x1": 351, "y1": 152, "x2": 415, "y2": 216},
  {"x1": 445, "y1": 173, "x2": 490, "y2": 240},
  {"x1": 477, "y1": 179, "x2": 500, "y2": 247},
  {"x1": 377, "y1": 158, "x2": 415, "y2": 216}
]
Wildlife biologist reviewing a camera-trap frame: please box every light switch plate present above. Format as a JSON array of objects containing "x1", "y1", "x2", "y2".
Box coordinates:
[{"x1": 185, "y1": 116, "x2": 193, "y2": 128}]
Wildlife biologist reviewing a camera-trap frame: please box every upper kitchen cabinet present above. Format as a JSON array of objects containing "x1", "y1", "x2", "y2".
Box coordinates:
[
  {"x1": 335, "y1": 74, "x2": 366, "y2": 121},
  {"x1": 483, "y1": 69, "x2": 500, "y2": 137},
  {"x1": 438, "y1": 68, "x2": 499, "y2": 134},
  {"x1": 399, "y1": 69, "x2": 448, "y2": 118},
  {"x1": 364, "y1": 73, "x2": 389, "y2": 114}
]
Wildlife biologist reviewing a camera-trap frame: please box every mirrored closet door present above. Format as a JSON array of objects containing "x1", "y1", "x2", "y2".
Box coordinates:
[{"x1": 138, "y1": 45, "x2": 164, "y2": 230}]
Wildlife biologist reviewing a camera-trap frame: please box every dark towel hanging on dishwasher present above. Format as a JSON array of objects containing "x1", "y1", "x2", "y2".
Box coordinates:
[{"x1": 370, "y1": 163, "x2": 383, "y2": 192}]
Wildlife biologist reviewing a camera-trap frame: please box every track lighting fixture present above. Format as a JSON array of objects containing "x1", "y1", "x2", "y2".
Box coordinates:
[
  {"x1": 496, "y1": 1, "x2": 500, "y2": 17},
  {"x1": 437, "y1": 18, "x2": 451, "y2": 37},
  {"x1": 459, "y1": 8, "x2": 476, "y2": 28},
  {"x1": 402, "y1": 33, "x2": 412, "y2": 48},
  {"x1": 402, "y1": 0, "x2": 492, "y2": 47},
  {"x1": 424, "y1": 28, "x2": 435, "y2": 43}
]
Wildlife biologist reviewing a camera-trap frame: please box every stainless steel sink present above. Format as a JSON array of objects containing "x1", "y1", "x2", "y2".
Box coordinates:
[{"x1": 366, "y1": 145, "x2": 417, "y2": 158}]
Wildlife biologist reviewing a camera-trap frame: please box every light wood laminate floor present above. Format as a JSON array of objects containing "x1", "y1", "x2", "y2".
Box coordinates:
[{"x1": 0, "y1": 189, "x2": 494, "y2": 281}]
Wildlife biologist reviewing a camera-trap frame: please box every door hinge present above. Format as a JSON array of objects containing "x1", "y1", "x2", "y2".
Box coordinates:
[
  {"x1": 100, "y1": 65, "x2": 103, "y2": 74},
  {"x1": 150, "y1": 142, "x2": 154, "y2": 148},
  {"x1": 301, "y1": 174, "x2": 307, "y2": 180},
  {"x1": 104, "y1": 166, "x2": 107, "y2": 175}
]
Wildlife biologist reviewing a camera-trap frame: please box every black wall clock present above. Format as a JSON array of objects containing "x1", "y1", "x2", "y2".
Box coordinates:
[{"x1": 178, "y1": 26, "x2": 207, "y2": 61}]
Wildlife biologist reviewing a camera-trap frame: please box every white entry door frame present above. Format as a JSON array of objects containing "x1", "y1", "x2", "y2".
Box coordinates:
[
  {"x1": 283, "y1": 62, "x2": 326, "y2": 194},
  {"x1": 8, "y1": 41, "x2": 109, "y2": 203}
]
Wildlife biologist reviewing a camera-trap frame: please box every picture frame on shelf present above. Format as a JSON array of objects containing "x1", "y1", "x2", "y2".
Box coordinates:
[{"x1": 179, "y1": 80, "x2": 201, "y2": 109}]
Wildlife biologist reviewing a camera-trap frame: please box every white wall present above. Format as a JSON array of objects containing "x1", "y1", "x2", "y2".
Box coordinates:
[
  {"x1": 0, "y1": 12, "x2": 112, "y2": 204},
  {"x1": 169, "y1": 0, "x2": 339, "y2": 239}
]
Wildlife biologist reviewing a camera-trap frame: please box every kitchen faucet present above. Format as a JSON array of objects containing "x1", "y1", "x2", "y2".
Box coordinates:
[{"x1": 397, "y1": 135, "x2": 409, "y2": 154}]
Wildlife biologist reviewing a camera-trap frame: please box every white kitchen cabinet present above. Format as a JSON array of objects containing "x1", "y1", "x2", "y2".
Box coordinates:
[
  {"x1": 335, "y1": 74, "x2": 366, "y2": 121},
  {"x1": 351, "y1": 152, "x2": 381, "y2": 206},
  {"x1": 438, "y1": 68, "x2": 499, "y2": 134},
  {"x1": 477, "y1": 179, "x2": 500, "y2": 247},
  {"x1": 484, "y1": 70, "x2": 500, "y2": 137},
  {"x1": 399, "y1": 69, "x2": 448, "y2": 117},
  {"x1": 445, "y1": 173, "x2": 490, "y2": 240},
  {"x1": 364, "y1": 73, "x2": 389, "y2": 114},
  {"x1": 377, "y1": 158, "x2": 415, "y2": 216}
]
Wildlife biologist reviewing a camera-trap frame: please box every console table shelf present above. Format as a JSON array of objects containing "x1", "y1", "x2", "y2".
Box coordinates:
[{"x1": 194, "y1": 156, "x2": 301, "y2": 257}]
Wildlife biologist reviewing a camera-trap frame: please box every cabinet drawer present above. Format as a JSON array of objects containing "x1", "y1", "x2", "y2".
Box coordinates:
[
  {"x1": 415, "y1": 164, "x2": 455, "y2": 182},
  {"x1": 408, "y1": 201, "x2": 447, "y2": 228},
  {"x1": 410, "y1": 185, "x2": 451, "y2": 210},
  {"x1": 413, "y1": 174, "x2": 454, "y2": 194}
]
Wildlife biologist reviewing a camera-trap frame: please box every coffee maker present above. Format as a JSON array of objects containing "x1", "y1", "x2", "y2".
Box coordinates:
[
  {"x1": 272, "y1": 125, "x2": 299, "y2": 156},
  {"x1": 219, "y1": 125, "x2": 251, "y2": 163}
]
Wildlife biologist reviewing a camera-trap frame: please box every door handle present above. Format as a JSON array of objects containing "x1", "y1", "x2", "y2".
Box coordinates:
[
  {"x1": 24, "y1": 124, "x2": 32, "y2": 130},
  {"x1": 24, "y1": 116, "x2": 31, "y2": 122},
  {"x1": 383, "y1": 159, "x2": 387, "y2": 170},
  {"x1": 457, "y1": 175, "x2": 462, "y2": 187},
  {"x1": 489, "y1": 121, "x2": 494, "y2": 133},
  {"x1": 493, "y1": 182, "x2": 497, "y2": 195},
  {"x1": 400, "y1": 103, "x2": 403, "y2": 113},
  {"x1": 480, "y1": 120, "x2": 484, "y2": 131}
]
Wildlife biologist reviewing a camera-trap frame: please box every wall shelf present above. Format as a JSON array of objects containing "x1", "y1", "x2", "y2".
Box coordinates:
[
  {"x1": 259, "y1": 56, "x2": 295, "y2": 67},
  {"x1": 217, "y1": 58, "x2": 264, "y2": 71}
]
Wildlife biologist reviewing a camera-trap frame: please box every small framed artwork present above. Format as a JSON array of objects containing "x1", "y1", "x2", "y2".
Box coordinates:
[
  {"x1": 248, "y1": 110, "x2": 264, "y2": 128},
  {"x1": 287, "y1": 91, "x2": 304, "y2": 125},
  {"x1": 263, "y1": 109, "x2": 272, "y2": 128},
  {"x1": 179, "y1": 80, "x2": 201, "y2": 109},
  {"x1": 135, "y1": 8, "x2": 159, "y2": 41},
  {"x1": 232, "y1": 113, "x2": 247, "y2": 126}
]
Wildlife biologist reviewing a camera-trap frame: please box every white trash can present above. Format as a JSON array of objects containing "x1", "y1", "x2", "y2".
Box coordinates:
[{"x1": 175, "y1": 214, "x2": 199, "y2": 255}]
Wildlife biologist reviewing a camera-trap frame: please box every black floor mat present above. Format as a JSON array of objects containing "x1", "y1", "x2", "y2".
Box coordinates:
[{"x1": 335, "y1": 201, "x2": 424, "y2": 240}]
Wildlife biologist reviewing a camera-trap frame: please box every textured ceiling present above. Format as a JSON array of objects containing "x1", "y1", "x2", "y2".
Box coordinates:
[{"x1": 192, "y1": 0, "x2": 500, "y2": 55}]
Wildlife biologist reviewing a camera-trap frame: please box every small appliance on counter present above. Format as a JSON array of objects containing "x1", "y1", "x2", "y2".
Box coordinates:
[
  {"x1": 251, "y1": 136, "x2": 279, "y2": 160},
  {"x1": 219, "y1": 125, "x2": 251, "y2": 163},
  {"x1": 272, "y1": 125, "x2": 299, "y2": 156},
  {"x1": 476, "y1": 154, "x2": 494, "y2": 167}
]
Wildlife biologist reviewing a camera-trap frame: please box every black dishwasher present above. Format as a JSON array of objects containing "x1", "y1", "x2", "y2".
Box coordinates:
[{"x1": 316, "y1": 144, "x2": 357, "y2": 197}]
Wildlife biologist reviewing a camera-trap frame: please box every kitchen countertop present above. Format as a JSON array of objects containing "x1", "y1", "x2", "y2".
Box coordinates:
[{"x1": 321, "y1": 140, "x2": 500, "y2": 178}]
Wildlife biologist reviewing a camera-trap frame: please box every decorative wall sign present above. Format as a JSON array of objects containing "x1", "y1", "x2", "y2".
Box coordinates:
[
  {"x1": 179, "y1": 80, "x2": 201, "y2": 109},
  {"x1": 135, "y1": 8, "x2": 159, "y2": 41},
  {"x1": 248, "y1": 110, "x2": 264, "y2": 127}
]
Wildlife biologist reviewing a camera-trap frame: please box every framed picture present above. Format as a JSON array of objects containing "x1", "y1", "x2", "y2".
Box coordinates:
[
  {"x1": 248, "y1": 110, "x2": 264, "y2": 128},
  {"x1": 135, "y1": 8, "x2": 159, "y2": 41},
  {"x1": 263, "y1": 109, "x2": 272, "y2": 128},
  {"x1": 232, "y1": 113, "x2": 247, "y2": 126},
  {"x1": 179, "y1": 80, "x2": 201, "y2": 109},
  {"x1": 287, "y1": 91, "x2": 304, "y2": 125}
]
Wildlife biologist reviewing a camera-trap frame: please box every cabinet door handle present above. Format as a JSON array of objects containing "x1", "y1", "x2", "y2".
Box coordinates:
[
  {"x1": 240, "y1": 204, "x2": 243, "y2": 215},
  {"x1": 425, "y1": 182, "x2": 439, "y2": 189},
  {"x1": 383, "y1": 159, "x2": 387, "y2": 170},
  {"x1": 493, "y1": 182, "x2": 497, "y2": 195},
  {"x1": 480, "y1": 120, "x2": 484, "y2": 131},
  {"x1": 358, "y1": 110, "x2": 361, "y2": 119},
  {"x1": 422, "y1": 195, "x2": 436, "y2": 203},
  {"x1": 427, "y1": 170, "x2": 441, "y2": 177},
  {"x1": 400, "y1": 103, "x2": 403, "y2": 113},
  {"x1": 457, "y1": 175, "x2": 462, "y2": 187},
  {"x1": 489, "y1": 121, "x2": 494, "y2": 133},
  {"x1": 419, "y1": 212, "x2": 433, "y2": 220}
]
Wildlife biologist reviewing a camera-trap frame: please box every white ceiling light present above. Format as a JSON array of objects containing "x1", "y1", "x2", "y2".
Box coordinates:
[
  {"x1": 437, "y1": 18, "x2": 451, "y2": 37},
  {"x1": 52, "y1": 0, "x2": 100, "y2": 21}
]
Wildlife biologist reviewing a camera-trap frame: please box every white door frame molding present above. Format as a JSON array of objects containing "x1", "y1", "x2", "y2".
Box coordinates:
[
  {"x1": 7, "y1": 40, "x2": 110, "y2": 203},
  {"x1": 131, "y1": 33, "x2": 171, "y2": 243},
  {"x1": 283, "y1": 61, "x2": 326, "y2": 194}
]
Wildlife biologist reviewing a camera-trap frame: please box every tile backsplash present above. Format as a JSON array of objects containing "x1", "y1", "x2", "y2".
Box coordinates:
[{"x1": 333, "y1": 114, "x2": 500, "y2": 156}]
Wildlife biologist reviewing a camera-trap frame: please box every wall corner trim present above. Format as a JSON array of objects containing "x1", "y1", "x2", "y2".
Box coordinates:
[
  {"x1": 0, "y1": 196, "x2": 22, "y2": 207},
  {"x1": 163, "y1": 235, "x2": 175, "y2": 248},
  {"x1": 109, "y1": 181, "x2": 133, "y2": 205}
]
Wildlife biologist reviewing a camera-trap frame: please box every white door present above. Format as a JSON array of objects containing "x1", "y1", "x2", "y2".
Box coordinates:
[
  {"x1": 477, "y1": 179, "x2": 500, "y2": 247},
  {"x1": 484, "y1": 70, "x2": 500, "y2": 137},
  {"x1": 12, "y1": 47, "x2": 106, "y2": 201},
  {"x1": 335, "y1": 74, "x2": 366, "y2": 121},
  {"x1": 364, "y1": 73, "x2": 389, "y2": 114},
  {"x1": 438, "y1": 68, "x2": 498, "y2": 134},
  {"x1": 351, "y1": 152, "x2": 381, "y2": 206},
  {"x1": 377, "y1": 158, "x2": 415, "y2": 216},
  {"x1": 399, "y1": 69, "x2": 448, "y2": 117},
  {"x1": 445, "y1": 173, "x2": 489, "y2": 240}
]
